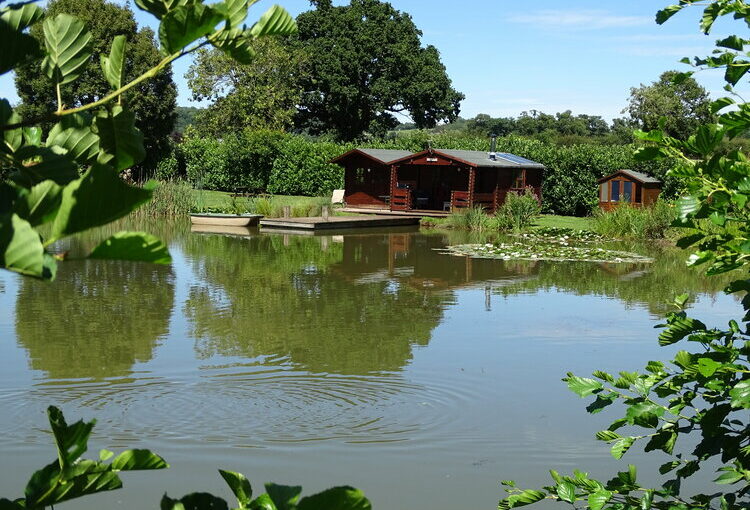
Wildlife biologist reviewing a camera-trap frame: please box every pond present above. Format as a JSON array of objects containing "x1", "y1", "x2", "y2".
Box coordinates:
[{"x1": 0, "y1": 221, "x2": 739, "y2": 509}]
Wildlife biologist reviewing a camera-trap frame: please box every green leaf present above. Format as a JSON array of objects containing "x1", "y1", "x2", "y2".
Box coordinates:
[
  {"x1": 264, "y1": 483, "x2": 301, "y2": 510},
  {"x1": 100, "y1": 34, "x2": 126, "y2": 90},
  {"x1": 675, "y1": 233, "x2": 704, "y2": 249},
  {"x1": 714, "y1": 470, "x2": 743, "y2": 484},
  {"x1": 219, "y1": 470, "x2": 252, "y2": 508},
  {"x1": 9, "y1": 146, "x2": 79, "y2": 186},
  {"x1": 729, "y1": 380, "x2": 750, "y2": 408},
  {"x1": 134, "y1": 0, "x2": 191, "y2": 20},
  {"x1": 659, "y1": 315, "x2": 706, "y2": 346},
  {"x1": 700, "y1": 2, "x2": 721, "y2": 34},
  {"x1": 1, "y1": 3, "x2": 44, "y2": 30},
  {"x1": 696, "y1": 357, "x2": 722, "y2": 377},
  {"x1": 0, "y1": 8, "x2": 42, "y2": 74},
  {"x1": 249, "y1": 5, "x2": 296, "y2": 37},
  {"x1": 297, "y1": 487, "x2": 371, "y2": 510},
  {"x1": 726, "y1": 63, "x2": 750, "y2": 86},
  {"x1": 625, "y1": 402, "x2": 664, "y2": 428},
  {"x1": 41, "y1": 13, "x2": 92, "y2": 86},
  {"x1": 99, "y1": 449, "x2": 114, "y2": 461},
  {"x1": 0, "y1": 213, "x2": 45, "y2": 277},
  {"x1": 159, "y1": 3, "x2": 223, "y2": 54},
  {"x1": 88, "y1": 231, "x2": 171, "y2": 264},
  {"x1": 564, "y1": 373, "x2": 603, "y2": 397},
  {"x1": 555, "y1": 481, "x2": 576, "y2": 503},
  {"x1": 502, "y1": 490, "x2": 545, "y2": 509},
  {"x1": 588, "y1": 490, "x2": 611, "y2": 510},
  {"x1": 212, "y1": 28, "x2": 255, "y2": 64},
  {"x1": 717, "y1": 35, "x2": 746, "y2": 50},
  {"x1": 711, "y1": 96, "x2": 735, "y2": 114},
  {"x1": 644, "y1": 427, "x2": 677, "y2": 455},
  {"x1": 216, "y1": 0, "x2": 248, "y2": 29},
  {"x1": 47, "y1": 405, "x2": 95, "y2": 468},
  {"x1": 611, "y1": 437, "x2": 635, "y2": 459},
  {"x1": 248, "y1": 494, "x2": 277, "y2": 510},
  {"x1": 595, "y1": 430, "x2": 621, "y2": 442},
  {"x1": 655, "y1": 5, "x2": 682, "y2": 24},
  {"x1": 94, "y1": 105, "x2": 145, "y2": 171},
  {"x1": 111, "y1": 449, "x2": 169, "y2": 470},
  {"x1": 676, "y1": 196, "x2": 700, "y2": 219},
  {"x1": 586, "y1": 393, "x2": 616, "y2": 414},
  {"x1": 50, "y1": 163, "x2": 152, "y2": 242},
  {"x1": 14, "y1": 180, "x2": 62, "y2": 226},
  {"x1": 46, "y1": 112, "x2": 100, "y2": 163}
]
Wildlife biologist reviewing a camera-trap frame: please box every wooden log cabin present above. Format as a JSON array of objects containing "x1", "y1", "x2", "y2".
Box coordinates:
[
  {"x1": 331, "y1": 147, "x2": 545, "y2": 214},
  {"x1": 598, "y1": 169, "x2": 662, "y2": 211}
]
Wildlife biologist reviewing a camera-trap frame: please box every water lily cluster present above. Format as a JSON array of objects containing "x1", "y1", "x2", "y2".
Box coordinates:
[
  {"x1": 517, "y1": 228, "x2": 605, "y2": 243},
  {"x1": 442, "y1": 241, "x2": 653, "y2": 264}
]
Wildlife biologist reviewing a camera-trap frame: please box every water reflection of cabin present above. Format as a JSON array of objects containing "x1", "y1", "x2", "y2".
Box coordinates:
[
  {"x1": 598, "y1": 169, "x2": 662, "y2": 211},
  {"x1": 332, "y1": 148, "x2": 545, "y2": 214}
]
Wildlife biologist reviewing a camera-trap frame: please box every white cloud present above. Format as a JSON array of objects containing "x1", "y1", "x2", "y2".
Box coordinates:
[{"x1": 509, "y1": 10, "x2": 650, "y2": 29}]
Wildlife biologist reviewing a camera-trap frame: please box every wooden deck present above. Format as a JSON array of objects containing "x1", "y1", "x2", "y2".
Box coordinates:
[
  {"x1": 339, "y1": 207, "x2": 450, "y2": 218},
  {"x1": 260, "y1": 215, "x2": 421, "y2": 231}
]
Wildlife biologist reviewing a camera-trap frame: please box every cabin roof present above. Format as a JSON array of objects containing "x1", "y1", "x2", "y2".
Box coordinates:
[
  {"x1": 437, "y1": 149, "x2": 545, "y2": 169},
  {"x1": 330, "y1": 148, "x2": 414, "y2": 165},
  {"x1": 388, "y1": 149, "x2": 544, "y2": 169},
  {"x1": 598, "y1": 169, "x2": 661, "y2": 184}
]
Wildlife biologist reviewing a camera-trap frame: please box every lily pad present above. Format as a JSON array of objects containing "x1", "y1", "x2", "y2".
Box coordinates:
[{"x1": 440, "y1": 241, "x2": 653, "y2": 264}]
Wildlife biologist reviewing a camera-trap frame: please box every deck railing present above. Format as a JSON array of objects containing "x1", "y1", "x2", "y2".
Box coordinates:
[
  {"x1": 450, "y1": 191, "x2": 471, "y2": 210},
  {"x1": 391, "y1": 188, "x2": 412, "y2": 211}
]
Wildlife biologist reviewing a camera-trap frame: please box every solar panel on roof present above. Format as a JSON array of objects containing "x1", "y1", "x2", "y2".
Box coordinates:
[{"x1": 498, "y1": 153, "x2": 536, "y2": 165}]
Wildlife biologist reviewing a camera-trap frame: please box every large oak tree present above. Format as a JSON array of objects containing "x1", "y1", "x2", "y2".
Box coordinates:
[
  {"x1": 624, "y1": 70, "x2": 714, "y2": 140},
  {"x1": 294, "y1": 0, "x2": 464, "y2": 141}
]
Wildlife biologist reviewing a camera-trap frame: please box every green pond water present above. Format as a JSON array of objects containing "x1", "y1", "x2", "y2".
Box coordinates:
[{"x1": 0, "y1": 220, "x2": 740, "y2": 509}]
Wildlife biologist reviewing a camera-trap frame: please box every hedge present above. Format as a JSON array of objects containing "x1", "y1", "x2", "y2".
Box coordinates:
[{"x1": 163, "y1": 129, "x2": 677, "y2": 216}]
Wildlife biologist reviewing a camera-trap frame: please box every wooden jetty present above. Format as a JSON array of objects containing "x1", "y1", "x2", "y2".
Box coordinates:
[{"x1": 260, "y1": 215, "x2": 420, "y2": 231}]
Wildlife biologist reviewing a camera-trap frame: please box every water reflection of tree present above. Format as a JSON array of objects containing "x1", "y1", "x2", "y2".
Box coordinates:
[
  {"x1": 15, "y1": 258, "x2": 175, "y2": 379},
  {"x1": 182, "y1": 233, "x2": 452, "y2": 374},
  {"x1": 492, "y1": 252, "x2": 735, "y2": 316}
]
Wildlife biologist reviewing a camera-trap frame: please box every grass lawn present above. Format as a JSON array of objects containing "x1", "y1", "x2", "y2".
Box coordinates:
[{"x1": 531, "y1": 214, "x2": 594, "y2": 231}]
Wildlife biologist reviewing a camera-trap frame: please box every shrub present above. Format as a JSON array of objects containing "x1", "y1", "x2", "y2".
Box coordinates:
[
  {"x1": 495, "y1": 188, "x2": 542, "y2": 232},
  {"x1": 267, "y1": 137, "x2": 351, "y2": 196},
  {"x1": 592, "y1": 200, "x2": 674, "y2": 239},
  {"x1": 183, "y1": 130, "x2": 287, "y2": 192}
]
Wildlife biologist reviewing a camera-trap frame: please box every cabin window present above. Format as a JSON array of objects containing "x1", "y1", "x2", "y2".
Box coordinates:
[
  {"x1": 635, "y1": 184, "x2": 642, "y2": 203},
  {"x1": 622, "y1": 181, "x2": 633, "y2": 203},
  {"x1": 355, "y1": 168, "x2": 365, "y2": 184},
  {"x1": 512, "y1": 169, "x2": 526, "y2": 189},
  {"x1": 600, "y1": 183, "x2": 608, "y2": 202},
  {"x1": 610, "y1": 180, "x2": 620, "y2": 202}
]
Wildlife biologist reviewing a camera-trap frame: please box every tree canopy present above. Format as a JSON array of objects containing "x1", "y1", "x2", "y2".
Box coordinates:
[
  {"x1": 294, "y1": 0, "x2": 464, "y2": 141},
  {"x1": 186, "y1": 37, "x2": 309, "y2": 136},
  {"x1": 624, "y1": 70, "x2": 714, "y2": 140},
  {"x1": 14, "y1": 0, "x2": 177, "y2": 175}
]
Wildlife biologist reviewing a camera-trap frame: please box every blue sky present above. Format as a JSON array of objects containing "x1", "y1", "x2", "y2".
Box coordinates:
[{"x1": 0, "y1": 0, "x2": 741, "y2": 122}]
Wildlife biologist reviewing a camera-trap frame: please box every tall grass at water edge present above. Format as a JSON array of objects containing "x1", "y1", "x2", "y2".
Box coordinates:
[
  {"x1": 427, "y1": 189, "x2": 542, "y2": 232},
  {"x1": 133, "y1": 180, "x2": 193, "y2": 216},
  {"x1": 591, "y1": 201, "x2": 674, "y2": 239}
]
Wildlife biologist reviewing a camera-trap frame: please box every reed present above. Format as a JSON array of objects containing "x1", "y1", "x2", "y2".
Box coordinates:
[{"x1": 592, "y1": 201, "x2": 674, "y2": 239}]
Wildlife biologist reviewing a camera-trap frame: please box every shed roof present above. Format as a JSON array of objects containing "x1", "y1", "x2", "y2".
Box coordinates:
[
  {"x1": 598, "y1": 169, "x2": 661, "y2": 184},
  {"x1": 330, "y1": 148, "x2": 414, "y2": 165}
]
